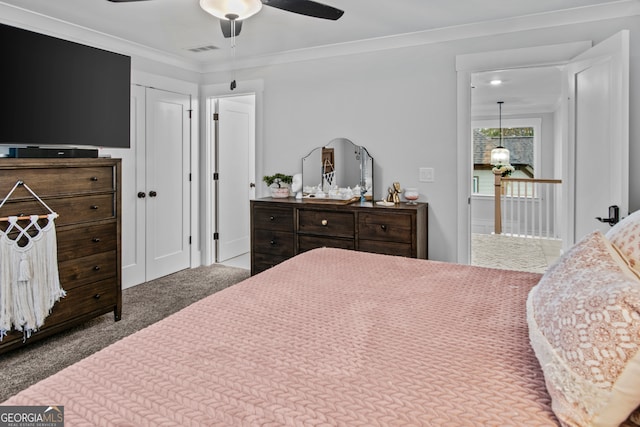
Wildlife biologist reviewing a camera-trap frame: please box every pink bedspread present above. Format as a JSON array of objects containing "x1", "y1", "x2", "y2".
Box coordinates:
[{"x1": 3, "y1": 248, "x2": 558, "y2": 426}]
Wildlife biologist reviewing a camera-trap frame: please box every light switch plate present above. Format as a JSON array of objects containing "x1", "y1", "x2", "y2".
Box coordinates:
[{"x1": 419, "y1": 167, "x2": 434, "y2": 182}]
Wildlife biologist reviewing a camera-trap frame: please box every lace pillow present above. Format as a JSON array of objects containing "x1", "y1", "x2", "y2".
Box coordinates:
[
  {"x1": 606, "y1": 209, "x2": 640, "y2": 268},
  {"x1": 527, "y1": 230, "x2": 640, "y2": 427}
]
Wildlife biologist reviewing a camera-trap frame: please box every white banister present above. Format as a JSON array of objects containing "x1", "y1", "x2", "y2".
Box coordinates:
[{"x1": 494, "y1": 174, "x2": 562, "y2": 238}]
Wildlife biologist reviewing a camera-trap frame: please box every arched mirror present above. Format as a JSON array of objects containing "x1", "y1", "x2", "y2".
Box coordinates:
[{"x1": 302, "y1": 138, "x2": 373, "y2": 200}]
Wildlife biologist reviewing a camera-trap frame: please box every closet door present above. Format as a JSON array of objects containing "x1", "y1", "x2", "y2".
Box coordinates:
[
  {"x1": 108, "y1": 86, "x2": 191, "y2": 288},
  {"x1": 144, "y1": 88, "x2": 191, "y2": 281},
  {"x1": 119, "y1": 84, "x2": 146, "y2": 287}
]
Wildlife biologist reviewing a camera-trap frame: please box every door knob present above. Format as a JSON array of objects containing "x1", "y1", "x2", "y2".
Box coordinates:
[
  {"x1": 137, "y1": 192, "x2": 146, "y2": 198},
  {"x1": 596, "y1": 205, "x2": 620, "y2": 226},
  {"x1": 149, "y1": 191, "x2": 157, "y2": 197}
]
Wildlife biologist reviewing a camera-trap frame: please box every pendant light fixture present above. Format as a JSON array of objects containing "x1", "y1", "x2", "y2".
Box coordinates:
[{"x1": 490, "y1": 101, "x2": 510, "y2": 166}]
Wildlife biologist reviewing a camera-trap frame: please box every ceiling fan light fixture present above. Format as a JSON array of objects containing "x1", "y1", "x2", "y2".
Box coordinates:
[{"x1": 199, "y1": 0, "x2": 262, "y2": 21}]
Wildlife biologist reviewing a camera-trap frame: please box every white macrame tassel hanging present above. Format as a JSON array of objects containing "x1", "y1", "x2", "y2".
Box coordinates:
[{"x1": 0, "y1": 182, "x2": 64, "y2": 341}]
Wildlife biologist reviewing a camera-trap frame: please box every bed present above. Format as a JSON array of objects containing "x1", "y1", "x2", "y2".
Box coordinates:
[{"x1": 3, "y1": 212, "x2": 640, "y2": 426}]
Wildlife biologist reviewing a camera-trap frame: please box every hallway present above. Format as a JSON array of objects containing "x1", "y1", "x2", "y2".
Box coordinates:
[{"x1": 471, "y1": 233, "x2": 562, "y2": 273}]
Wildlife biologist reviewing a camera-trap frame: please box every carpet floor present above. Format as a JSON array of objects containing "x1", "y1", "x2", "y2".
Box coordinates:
[{"x1": 0, "y1": 263, "x2": 250, "y2": 402}]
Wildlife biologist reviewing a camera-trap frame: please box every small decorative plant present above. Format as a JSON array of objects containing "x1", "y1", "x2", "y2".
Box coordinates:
[
  {"x1": 263, "y1": 173, "x2": 293, "y2": 198},
  {"x1": 492, "y1": 164, "x2": 515, "y2": 177},
  {"x1": 262, "y1": 173, "x2": 293, "y2": 188}
]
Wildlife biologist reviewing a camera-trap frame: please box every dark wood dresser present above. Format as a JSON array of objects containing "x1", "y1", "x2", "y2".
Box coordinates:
[
  {"x1": 0, "y1": 158, "x2": 121, "y2": 353},
  {"x1": 251, "y1": 197, "x2": 428, "y2": 275}
]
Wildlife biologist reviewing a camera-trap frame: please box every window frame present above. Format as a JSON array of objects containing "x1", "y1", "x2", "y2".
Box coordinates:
[{"x1": 471, "y1": 117, "x2": 541, "y2": 195}]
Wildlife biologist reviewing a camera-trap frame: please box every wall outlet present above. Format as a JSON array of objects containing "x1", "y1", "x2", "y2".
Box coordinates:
[{"x1": 419, "y1": 167, "x2": 434, "y2": 182}]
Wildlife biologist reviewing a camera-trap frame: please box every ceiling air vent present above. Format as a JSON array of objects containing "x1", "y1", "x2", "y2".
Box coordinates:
[{"x1": 187, "y1": 45, "x2": 219, "y2": 53}]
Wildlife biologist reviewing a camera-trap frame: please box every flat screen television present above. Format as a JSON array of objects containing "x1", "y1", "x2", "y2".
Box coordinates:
[{"x1": 0, "y1": 23, "x2": 131, "y2": 149}]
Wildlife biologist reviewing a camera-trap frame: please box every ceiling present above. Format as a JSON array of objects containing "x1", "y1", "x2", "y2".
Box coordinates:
[
  {"x1": 471, "y1": 66, "x2": 564, "y2": 116},
  {"x1": 0, "y1": 0, "x2": 624, "y2": 67},
  {"x1": 0, "y1": 0, "x2": 628, "y2": 115}
]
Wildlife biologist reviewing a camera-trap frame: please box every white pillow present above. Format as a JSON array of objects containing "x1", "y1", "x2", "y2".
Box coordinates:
[
  {"x1": 606, "y1": 209, "x2": 640, "y2": 269},
  {"x1": 527, "y1": 231, "x2": 640, "y2": 427}
]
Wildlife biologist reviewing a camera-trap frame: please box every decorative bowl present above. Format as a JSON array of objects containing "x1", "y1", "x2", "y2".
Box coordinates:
[{"x1": 270, "y1": 187, "x2": 290, "y2": 198}]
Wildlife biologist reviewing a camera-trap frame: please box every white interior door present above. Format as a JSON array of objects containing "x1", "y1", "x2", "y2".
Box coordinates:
[
  {"x1": 124, "y1": 85, "x2": 147, "y2": 287},
  {"x1": 145, "y1": 88, "x2": 191, "y2": 280},
  {"x1": 103, "y1": 85, "x2": 192, "y2": 287},
  {"x1": 101, "y1": 85, "x2": 146, "y2": 288},
  {"x1": 565, "y1": 30, "x2": 629, "y2": 245},
  {"x1": 216, "y1": 95, "x2": 256, "y2": 262}
]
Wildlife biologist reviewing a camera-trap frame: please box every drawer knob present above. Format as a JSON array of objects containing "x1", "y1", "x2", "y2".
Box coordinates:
[
  {"x1": 93, "y1": 266, "x2": 101, "y2": 271},
  {"x1": 94, "y1": 294, "x2": 101, "y2": 299},
  {"x1": 270, "y1": 240, "x2": 276, "y2": 245},
  {"x1": 381, "y1": 225, "x2": 387, "y2": 231},
  {"x1": 90, "y1": 176, "x2": 99, "y2": 181},
  {"x1": 269, "y1": 216, "x2": 275, "y2": 221},
  {"x1": 321, "y1": 219, "x2": 328, "y2": 226},
  {"x1": 92, "y1": 237, "x2": 101, "y2": 243},
  {"x1": 91, "y1": 205, "x2": 99, "y2": 210}
]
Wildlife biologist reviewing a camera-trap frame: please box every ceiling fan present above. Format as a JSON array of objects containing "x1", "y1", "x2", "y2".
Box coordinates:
[{"x1": 107, "y1": 0, "x2": 344, "y2": 38}]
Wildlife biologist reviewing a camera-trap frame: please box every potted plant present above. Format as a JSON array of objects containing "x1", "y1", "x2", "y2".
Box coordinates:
[{"x1": 263, "y1": 173, "x2": 293, "y2": 198}]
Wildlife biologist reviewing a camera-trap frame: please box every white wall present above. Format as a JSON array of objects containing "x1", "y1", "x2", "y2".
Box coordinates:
[{"x1": 201, "y1": 15, "x2": 640, "y2": 262}]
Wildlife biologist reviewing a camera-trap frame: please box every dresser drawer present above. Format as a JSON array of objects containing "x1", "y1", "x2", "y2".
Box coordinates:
[
  {"x1": 253, "y1": 229, "x2": 295, "y2": 257},
  {"x1": 0, "y1": 166, "x2": 115, "y2": 197},
  {"x1": 358, "y1": 239, "x2": 413, "y2": 257},
  {"x1": 52, "y1": 194, "x2": 116, "y2": 225},
  {"x1": 0, "y1": 194, "x2": 115, "y2": 226},
  {"x1": 298, "y1": 235, "x2": 355, "y2": 253},
  {"x1": 59, "y1": 250, "x2": 117, "y2": 290},
  {"x1": 253, "y1": 206, "x2": 293, "y2": 232},
  {"x1": 0, "y1": 278, "x2": 117, "y2": 344},
  {"x1": 45, "y1": 278, "x2": 118, "y2": 325},
  {"x1": 57, "y1": 222, "x2": 117, "y2": 262},
  {"x1": 252, "y1": 252, "x2": 291, "y2": 275},
  {"x1": 298, "y1": 210, "x2": 355, "y2": 238},
  {"x1": 359, "y1": 212, "x2": 412, "y2": 243}
]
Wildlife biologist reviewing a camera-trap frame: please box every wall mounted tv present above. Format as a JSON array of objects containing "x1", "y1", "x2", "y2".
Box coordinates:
[{"x1": 0, "y1": 23, "x2": 131, "y2": 149}]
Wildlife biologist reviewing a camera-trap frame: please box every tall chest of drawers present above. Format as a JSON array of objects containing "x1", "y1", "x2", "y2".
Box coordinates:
[
  {"x1": 251, "y1": 198, "x2": 428, "y2": 275},
  {"x1": 0, "y1": 158, "x2": 121, "y2": 353}
]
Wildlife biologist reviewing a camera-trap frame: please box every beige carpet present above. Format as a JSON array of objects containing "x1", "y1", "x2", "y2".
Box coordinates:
[
  {"x1": 0, "y1": 263, "x2": 250, "y2": 402},
  {"x1": 471, "y1": 233, "x2": 562, "y2": 273}
]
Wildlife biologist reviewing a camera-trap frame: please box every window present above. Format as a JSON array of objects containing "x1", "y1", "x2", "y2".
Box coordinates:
[{"x1": 471, "y1": 118, "x2": 541, "y2": 196}]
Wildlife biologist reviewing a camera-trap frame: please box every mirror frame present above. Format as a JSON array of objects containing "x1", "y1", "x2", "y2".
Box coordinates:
[{"x1": 301, "y1": 138, "x2": 374, "y2": 200}]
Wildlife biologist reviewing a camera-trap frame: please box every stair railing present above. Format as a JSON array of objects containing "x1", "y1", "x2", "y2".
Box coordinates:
[{"x1": 494, "y1": 170, "x2": 562, "y2": 238}]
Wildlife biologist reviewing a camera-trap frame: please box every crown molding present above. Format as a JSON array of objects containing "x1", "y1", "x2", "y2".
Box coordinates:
[
  {"x1": 1, "y1": 0, "x2": 637, "y2": 75},
  {"x1": 202, "y1": 0, "x2": 640, "y2": 73}
]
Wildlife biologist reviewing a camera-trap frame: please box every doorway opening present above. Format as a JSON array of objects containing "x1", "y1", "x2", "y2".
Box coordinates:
[
  {"x1": 204, "y1": 93, "x2": 256, "y2": 269},
  {"x1": 469, "y1": 67, "x2": 562, "y2": 273},
  {"x1": 458, "y1": 32, "x2": 629, "y2": 269}
]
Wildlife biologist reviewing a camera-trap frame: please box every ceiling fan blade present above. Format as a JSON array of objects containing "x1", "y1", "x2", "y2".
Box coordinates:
[
  {"x1": 262, "y1": 0, "x2": 344, "y2": 20},
  {"x1": 220, "y1": 19, "x2": 243, "y2": 38}
]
